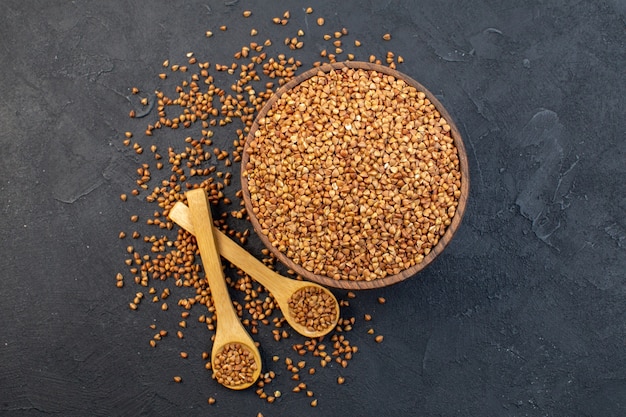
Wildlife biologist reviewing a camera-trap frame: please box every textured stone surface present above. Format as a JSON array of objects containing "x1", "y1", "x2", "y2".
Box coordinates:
[{"x1": 1, "y1": 1, "x2": 624, "y2": 416}]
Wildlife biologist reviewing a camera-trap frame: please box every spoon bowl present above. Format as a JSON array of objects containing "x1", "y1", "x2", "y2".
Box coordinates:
[
  {"x1": 169, "y1": 200, "x2": 340, "y2": 338},
  {"x1": 186, "y1": 189, "x2": 262, "y2": 390}
]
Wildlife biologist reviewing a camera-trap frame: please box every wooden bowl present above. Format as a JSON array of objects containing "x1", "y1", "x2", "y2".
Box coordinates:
[{"x1": 241, "y1": 62, "x2": 469, "y2": 290}]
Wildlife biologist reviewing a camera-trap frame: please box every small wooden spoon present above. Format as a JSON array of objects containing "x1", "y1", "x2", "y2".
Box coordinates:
[
  {"x1": 186, "y1": 189, "x2": 261, "y2": 390},
  {"x1": 169, "y1": 200, "x2": 340, "y2": 338}
]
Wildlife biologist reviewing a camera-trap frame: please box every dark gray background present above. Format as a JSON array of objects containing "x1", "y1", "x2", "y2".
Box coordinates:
[{"x1": 1, "y1": 1, "x2": 624, "y2": 416}]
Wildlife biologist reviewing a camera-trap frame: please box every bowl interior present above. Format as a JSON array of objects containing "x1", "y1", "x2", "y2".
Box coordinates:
[{"x1": 241, "y1": 61, "x2": 469, "y2": 290}]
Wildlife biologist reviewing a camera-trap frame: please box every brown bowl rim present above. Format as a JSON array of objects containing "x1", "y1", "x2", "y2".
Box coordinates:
[{"x1": 240, "y1": 61, "x2": 469, "y2": 290}]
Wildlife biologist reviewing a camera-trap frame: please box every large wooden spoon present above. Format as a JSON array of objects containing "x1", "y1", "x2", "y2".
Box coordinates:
[
  {"x1": 169, "y1": 200, "x2": 340, "y2": 338},
  {"x1": 186, "y1": 189, "x2": 261, "y2": 390}
]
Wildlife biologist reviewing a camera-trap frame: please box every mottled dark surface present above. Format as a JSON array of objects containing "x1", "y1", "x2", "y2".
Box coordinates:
[{"x1": 1, "y1": 1, "x2": 624, "y2": 416}]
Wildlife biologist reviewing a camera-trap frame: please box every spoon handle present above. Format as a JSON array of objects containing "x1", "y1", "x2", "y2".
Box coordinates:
[
  {"x1": 186, "y1": 189, "x2": 240, "y2": 329},
  {"x1": 170, "y1": 200, "x2": 340, "y2": 338},
  {"x1": 170, "y1": 201, "x2": 297, "y2": 293}
]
